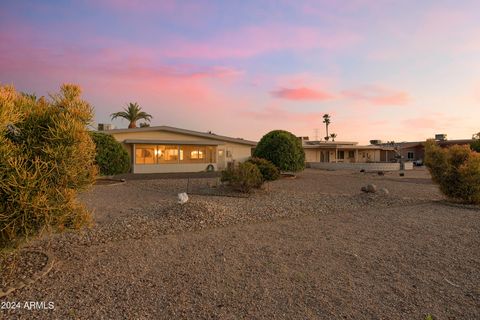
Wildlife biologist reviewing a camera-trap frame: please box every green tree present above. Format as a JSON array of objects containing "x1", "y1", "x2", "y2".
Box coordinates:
[
  {"x1": 323, "y1": 114, "x2": 331, "y2": 137},
  {"x1": 471, "y1": 132, "x2": 480, "y2": 152},
  {"x1": 253, "y1": 130, "x2": 305, "y2": 172},
  {"x1": 0, "y1": 84, "x2": 97, "y2": 248},
  {"x1": 90, "y1": 132, "x2": 131, "y2": 175},
  {"x1": 111, "y1": 102, "x2": 152, "y2": 129}
]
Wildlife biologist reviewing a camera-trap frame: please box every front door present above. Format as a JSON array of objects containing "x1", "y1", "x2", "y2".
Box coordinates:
[
  {"x1": 320, "y1": 151, "x2": 330, "y2": 163},
  {"x1": 217, "y1": 148, "x2": 226, "y2": 170}
]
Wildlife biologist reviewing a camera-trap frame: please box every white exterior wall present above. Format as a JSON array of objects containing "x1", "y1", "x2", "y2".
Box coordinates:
[
  {"x1": 308, "y1": 162, "x2": 413, "y2": 171},
  {"x1": 109, "y1": 130, "x2": 253, "y2": 173},
  {"x1": 133, "y1": 163, "x2": 217, "y2": 174}
]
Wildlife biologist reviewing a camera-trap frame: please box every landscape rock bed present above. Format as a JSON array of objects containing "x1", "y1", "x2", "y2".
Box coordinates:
[{"x1": 3, "y1": 168, "x2": 478, "y2": 319}]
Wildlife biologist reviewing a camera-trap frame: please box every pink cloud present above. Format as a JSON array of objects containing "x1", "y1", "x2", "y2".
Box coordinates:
[
  {"x1": 271, "y1": 87, "x2": 334, "y2": 101},
  {"x1": 341, "y1": 85, "x2": 410, "y2": 106},
  {"x1": 163, "y1": 25, "x2": 361, "y2": 59},
  {"x1": 242, "y1": 105, "x2": 327, "y2": 127}
]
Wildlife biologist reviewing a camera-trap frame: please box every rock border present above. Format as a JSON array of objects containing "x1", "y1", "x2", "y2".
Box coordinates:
[{"x1": 0, "y1": 250, "x2": 55, "y2": 298}]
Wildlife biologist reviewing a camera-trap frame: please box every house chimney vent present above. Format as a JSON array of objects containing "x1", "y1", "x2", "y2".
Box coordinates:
[{"x1": 98, "y1": 123, "x2": 114, "y2": 131}]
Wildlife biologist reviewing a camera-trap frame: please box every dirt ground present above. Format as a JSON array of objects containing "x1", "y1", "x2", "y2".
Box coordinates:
[{"x1": 1, "y1": 168, "x2": 479, "y2": 319}]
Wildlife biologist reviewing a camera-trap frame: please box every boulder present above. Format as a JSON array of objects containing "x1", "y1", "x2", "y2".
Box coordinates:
[
  {"x1": 378, "y1": 188, "x2": 389, "y2": 196},
  {"x1": 177, "y1": 192, "x2": 189, "y2": 204},
  {"x1": 366, "y1": 184, "x2": 377, "y2": 193}
]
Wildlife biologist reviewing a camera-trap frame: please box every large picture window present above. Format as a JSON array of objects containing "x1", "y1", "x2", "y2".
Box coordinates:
[
  {"x1": 135, "y1": 145, "x2": 156, "y2": 164},
  {"x1": 158, "y1": 145, "x2": 179, "y2": 163},
  {"x1": 135, "y1": 144, "x2": 216, "y2": 165},
  {"x1": 180, "y1": 145, "x2": 206, "y2": 163}
]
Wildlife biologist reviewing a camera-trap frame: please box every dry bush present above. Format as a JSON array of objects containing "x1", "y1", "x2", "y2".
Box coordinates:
[
  {"x1": 221, "y1": 162, "x2": 263, "y2": 193},
  {"x1": 425, "y1": 139, "x2": 480, "y2": 204},
  {"x1": 0, "y1": 84, "x2": 97, "y2": 249}
]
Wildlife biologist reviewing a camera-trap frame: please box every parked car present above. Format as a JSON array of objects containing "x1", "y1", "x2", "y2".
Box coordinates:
[{"x1": 413, "y1": 159, "x2": 423, "y2": 166}]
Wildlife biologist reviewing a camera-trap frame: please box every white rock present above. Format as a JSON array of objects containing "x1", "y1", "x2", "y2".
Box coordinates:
[{"x1": 177, "y1": 192, "x2": 189, "y2": 204}]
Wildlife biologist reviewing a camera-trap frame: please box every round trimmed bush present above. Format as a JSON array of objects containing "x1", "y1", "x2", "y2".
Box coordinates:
[
  {"x1": 253, "y1": 130, "x2": 305, "y2": 172},
  {"x1": 246, "y1": 157, "x2": 280, "y2": 181},
  {"x1": 90, "y1": 132, "x2": 130, "y2": 175}
]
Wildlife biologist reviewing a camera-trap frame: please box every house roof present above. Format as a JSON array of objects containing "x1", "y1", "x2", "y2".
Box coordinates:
[
  {"x1": 123, "y1": 139, "x2": 226, "y2": 146},
  {"x1": 304, "y1": 144, "x2": 394, "y2": 151},
  {"x1": 386, "y1": 139, "x2": 474, "y2": 149},
  {"x1": 304, "y1": 140, "x2": 358, "y2": 146},
  {"x1": 101, "y1": 125, "x2": 257, "y2": 146}
]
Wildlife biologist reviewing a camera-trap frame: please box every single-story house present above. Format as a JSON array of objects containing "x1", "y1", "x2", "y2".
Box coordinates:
[
  {"x1": 302, "y1": 140, "x2": 397, "y2": 163},
  {"x1": 301, "y1": 138, "x2": 405, "y2": 171},
  {"x1": 381, "y1": 138, "x2": 474, "y2": 163},
  {"x1": 100, "y1": 125, "x2": 257, "y2": 173}
]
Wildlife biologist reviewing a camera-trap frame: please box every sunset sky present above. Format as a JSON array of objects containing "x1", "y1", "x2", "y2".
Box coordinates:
[{"x1": 1, "y1": 0, "x2": 479, "y2": 143}]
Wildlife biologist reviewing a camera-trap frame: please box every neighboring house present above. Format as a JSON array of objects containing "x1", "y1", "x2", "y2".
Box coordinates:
[
  {"x1": 390, "y1": 138, "x2": 474, "y2": 163},
  {"x1": 100, "y1": 125, "x2": 256, "y2": 173},
  {"x1": 302, "y1": 139, "x2": 396, "y2": 163}
]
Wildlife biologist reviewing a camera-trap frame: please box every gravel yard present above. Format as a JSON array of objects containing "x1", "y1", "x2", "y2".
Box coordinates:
[{"x1": 1, "y1": 168, "x2": 479, "y2": 319}]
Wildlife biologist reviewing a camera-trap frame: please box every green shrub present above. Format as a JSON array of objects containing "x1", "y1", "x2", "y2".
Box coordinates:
[
  {"x1": 471, "y1": 132, "x2": 480, "y2": 152},
  {"x1": 0, "y1": 84, "x2": 97, "y2": 249},
  {"x1": 246, "y1": 157, "x2": 280, "y2": 181},
  {"x1": 253, "y1": 130, "x2": 305, "y2": 172},
  {"x1": 425, "y1": 139, "x2": 480, "y2": 204},
  {"x1": 90, "y1": 132, "x2": 130, "y2": 175},
  {"x1": 220, "y1": 166, "x2": 235, "y2": 183},
  {"x1": 221, "y1": 162, "x2": 263, "y2": 193}
]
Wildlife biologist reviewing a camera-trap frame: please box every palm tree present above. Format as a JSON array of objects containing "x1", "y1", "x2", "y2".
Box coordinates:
[
  {"x1": 330, "y1": 133, "x2": 337, "y2": 142},
  {"x1": 323, "y1": 114, "x2": 331, "y2": 138},
  {"x1": 111, "y1": 102, "x2": 152, "y2": 128}
]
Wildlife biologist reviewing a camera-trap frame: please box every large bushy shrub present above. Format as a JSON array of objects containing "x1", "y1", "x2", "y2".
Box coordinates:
[
  {"x1": 425, "y1": 139, "x2": 480, "y2": 204},
  {"x1": 246, "y1": 157, "x2": 280, "y2": 181},
  {"x1": 90, "y1": 132, "x2": 130, "y2": 175},
  {"x1": 0, "y1": 84, "x2": 97, "y2": 248},
  {"x1": 221, "y1": 162, "x2": 263, "y2": 193},
  {"x1": 253, "y1": 130, "x2": 305, "y2": 172}
]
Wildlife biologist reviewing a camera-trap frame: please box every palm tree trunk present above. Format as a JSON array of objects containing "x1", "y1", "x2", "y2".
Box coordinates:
[{"x1": 128, "y1": 122, "x2": 136, "y2": 128}]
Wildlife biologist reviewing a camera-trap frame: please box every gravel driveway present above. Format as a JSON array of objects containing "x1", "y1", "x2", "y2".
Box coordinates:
[{"x1": 1, "y1": 168, "x2": 479, "y2": 319}]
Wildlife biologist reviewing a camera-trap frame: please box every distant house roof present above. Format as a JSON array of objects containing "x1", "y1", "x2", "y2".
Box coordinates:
[
  {"x1": 101, "y1": 125, "x2": 257, "y2": 146},
  {"x1": 389, "y1": 139, "x2": 474, "y2": 149},
  {"x1": 303, "y1": 140, "x2": 358, "y2": 146},
  {"x1": 303, "y1": 140, "x2": 394, "y2": 150}
]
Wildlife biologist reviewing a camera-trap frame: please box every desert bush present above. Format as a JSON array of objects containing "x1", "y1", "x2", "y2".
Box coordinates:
[
  {"x1": 0, "y1": 84, "x2": 97, "y2": 249},
  {"x1": 90, "y1": 132, "x2": 130, "y2": 175},
  {"x1": 221, "y1": 162, "x2": 263, "y2": 193},
  {"x1": 220, "y1": 165, "x2": 235, "y2": 183},
  {"x1": 246, "y1": 157, "x2": 280, "y2": 181},
  {"x1": 425, "y1": 139, "x2": 480, "y2": 204},
  {"x1": 253, "y1": 130, "x2": 305, "y2": 172}
]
